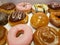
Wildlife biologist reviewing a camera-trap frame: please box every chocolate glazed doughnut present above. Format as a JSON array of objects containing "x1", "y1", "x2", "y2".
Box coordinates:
[
  {"x1": 48, "y1": 2, "x2": 60, "y2": 12},
  {"x1": 0, "y1": 2, "x2": 16, "y2": 14},
  {"x1": 33, "y1": 26, "x2": 60, "y2": 45},
  {"x1": 8, "y1": 11, "x2": 28, "y2": 26},
  {"x1": 0, "y1": 12, "x2": 8, "y2": 25},
  {"x1": 49, "y1": 12, "x2": 60, "y2": 28}
]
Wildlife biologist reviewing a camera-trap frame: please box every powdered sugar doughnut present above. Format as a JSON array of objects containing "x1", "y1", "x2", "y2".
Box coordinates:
[{"x1": 7, "y1": 24, "x2": 33, "y2": 45}]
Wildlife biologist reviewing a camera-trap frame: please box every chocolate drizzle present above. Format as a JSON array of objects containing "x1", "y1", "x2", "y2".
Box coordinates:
[
  {"x1": 48, "y1": 2, "x2": 60, "y2": 10},
  {"x1": 0, "y1": 3, "x2": 15, "y2": 10},
  {"x1": 9, "y1": 11, "x2": 26, "y2": 22}
]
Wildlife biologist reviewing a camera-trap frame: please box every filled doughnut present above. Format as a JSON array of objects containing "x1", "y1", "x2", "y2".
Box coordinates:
[
  {"x1": 7, "y1": 24, "x2": 33, "y2": 45},
  {"x1": 8, "y1": 11, "x2": 28, "y2": 26},
  {"x1": 48, "y1": 2, "x2": 60, "y2": 12},
  {"x1": 0, "y1": 12, "x2": 8, "y2": 25},
  {"x1": 0, "y1": 2, "x2": 16, "y2": 14},
  {"x1": 33, "y1": 26, "x2": 60, "y2": 45},
  {"x1": 30, "y1": 12, "x2": 49, "y2": 29},
  {"x1": 49, "y1": 12, "x2": 60, "y2": 28},
  {"x1": 16, "y1": 2, "x2": 32, "y2": 13},
  {"x1": 32, "y1": 4, "x2": 48, "y2": 14},
  {"x1": 0, "y1": 26, "x2": 7, "y2": 45}
]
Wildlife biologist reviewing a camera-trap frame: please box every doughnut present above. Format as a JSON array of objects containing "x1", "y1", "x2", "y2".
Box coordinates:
[
  {"x1": 0, "y1": 2, "x2": 16, "y2": 14},
  {"x1": 32, "y1": 4, "x2": 48, "y2": 14},
  {"x1": 0, "y1": 12, "x2": 8, "y2": 25},
  {"x1": 49, "y1": 12, "x2": 60, "y2": 28},
  {"x1": 8, "y1": 11, "x2": 28, "y2": 26},
  {"x1": 7, "y1": 24, "x2": 33, "y2": 45},
  {"x1": 16, "y1": 2, "x2": 32, "y2": 13},
  {"x1": 30, "y1": 12, "x2": 49, "y2": 29},
  {"x1": 0, "y1": 26, "x2": 7, "y2": 45},
  {"x1": 33, "y1": 26, "x2": 60, "y2": 45},
  {"x1": 48, "y1": 2, "x2": 60, "y2": 12}
]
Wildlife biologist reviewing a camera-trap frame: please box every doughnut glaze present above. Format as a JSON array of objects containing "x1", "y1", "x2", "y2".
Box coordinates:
[
  {"x1": 9, "y1": 11, "x2": 28, "y2": 26},
  {"x1": 34, "y1": 26, "x2": 60, "y2": 45},
  {"x1": 0, "y1": 2, "x2": 16, "y2": 14},
  {"x1": 16, "y1": 2, "x2": 32, "y2": 13},
  {"x1": 0, "y1": 12, "x2": 8, "y2": 25},
  {"x1": 32, "y1": 4, "x2": 48, "y2": 13},
  {"x1": 48, "y1": 2, "x2": 60, "y2": 12},
  {"x1": 7, "y1": 24, "x2": 33, "y2": 45},
  {"x1": 49, "y1": 12, "x2": 60, "y2": 27},
  {"x1": 30, "y1": 12, "x2": 49, "y2": 29},
  {"x1": 0, "y1": 26, "x2": 7, "y2": 45}
]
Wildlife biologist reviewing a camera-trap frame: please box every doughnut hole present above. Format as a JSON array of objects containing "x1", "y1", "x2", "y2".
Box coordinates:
[{"x1": 16, "y1": 30, "x2": 24, "y2": 37}]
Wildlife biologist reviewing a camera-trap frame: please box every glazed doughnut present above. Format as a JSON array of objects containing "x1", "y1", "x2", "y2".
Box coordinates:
[
  {"x1": 0, "y1": 12, "x2": 8, "y2": 25},
  {"x1": 49, "y1": 12, "x2": 60, "y2": 27},
  {"x1": 30, "y1": 12, "x2": 49, "y2": 29},
  {"x1": 16, "y1": 2, "x2": 32, "y2": 13},
  {"x1": 34, "y1": 26, "x2": 60, "y2": 45},
  {"x1": 8, "y1": 11, "x2": 28, "y2": 26},
  {"x1": 0, "y1": 2, "x2": 16, "y2": 14},
  {"x1": 7, "y1": 24, "x2": 33, "y2": 45},
  {"x1": 0, "y1": 26, "x2": 7, "y2": 45},
  {"x1": 32, "y1": 4, "x2": 48, "y2": 14},
  {"x1": 48, "y1": 2, "x2": 60, "y2": 12}
]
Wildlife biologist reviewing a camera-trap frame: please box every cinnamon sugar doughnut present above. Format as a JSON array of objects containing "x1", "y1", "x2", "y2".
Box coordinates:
[
  {"x1": 34, "y1": 26, "x2": 60, "y2": 45},
  {"x1": 49, "y1": 12, "x2": 60, "y2": 28}
]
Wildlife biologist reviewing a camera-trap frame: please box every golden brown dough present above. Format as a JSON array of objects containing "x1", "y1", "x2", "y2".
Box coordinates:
[
  {"x1": 30, "y1": 12, "x2": 49, "y2": 29},
  {"x1": 34, "y1": 26, "x2": 60, "y2": 45}
]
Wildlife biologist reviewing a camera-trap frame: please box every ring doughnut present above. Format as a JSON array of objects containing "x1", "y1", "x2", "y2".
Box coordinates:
[
  {"x1": 7, "y1": 24, "x2": 33, "y2": 45},
  {"x1": 16, "y1": 2, "x2": 32, "y2": 13},
  {"x1": 49, "y1": 12, "x2": 60, "y2": 27}
]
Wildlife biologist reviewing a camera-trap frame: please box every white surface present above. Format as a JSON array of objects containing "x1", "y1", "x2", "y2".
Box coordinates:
[{"x1": 4, "y1": 13, "x2": 60, "y2": 45}]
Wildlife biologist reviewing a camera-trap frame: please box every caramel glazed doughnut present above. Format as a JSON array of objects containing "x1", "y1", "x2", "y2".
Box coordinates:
[
  {"x1": 49, "y1": 12, "x2": 60, "y2": 28},
  {"x1": 8, "y1": 11, "x2": 28, "y2": 26},
  {"x1": 0, "y1": 26, "x2": 7, "y2": 45},
  {"x1": 34, "y1": 26, "x2": 60, "y2": 45}
]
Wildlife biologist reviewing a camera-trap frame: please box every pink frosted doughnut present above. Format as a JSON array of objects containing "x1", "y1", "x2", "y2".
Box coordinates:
[
  {"x1": 16, "y1": 2, "x2": 32, "y2": 11},
  {"x1": 7, "y1": 24, "x2": 33, "y2": 45}
]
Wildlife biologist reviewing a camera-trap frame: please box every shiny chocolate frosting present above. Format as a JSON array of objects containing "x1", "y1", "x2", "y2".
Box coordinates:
[
  {"x1": 0, "y1": 12, "x2": 8, "y2": 25},
  {"x1": 9, "y1": 11, "x2": 26, "y2": 22},
  {"x1": 0, "y1": 3, "x2": 15, "y2": 10},
  {"x1": 48, "y1": 2, "x2": 60, "y2": 10},
  {"x1": 34, "y1": 26, "x2": 60, "y2": 45},
  {"x1": 0, "y1": 26, "x2": 6, "y2": 40}
]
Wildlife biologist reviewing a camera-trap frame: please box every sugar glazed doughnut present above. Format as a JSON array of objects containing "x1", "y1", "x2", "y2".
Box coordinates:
[
  {"x1": 8, "y1": 11, "x2": 28, "y2": 26},
  {"x1": 33, "y1": 26, "x2": 60, "y2": 45},
  {"x1": 30, "y1": 12, "x2": 49, "y2": 29},
  {"x1": 49, "y1": 12, "x2": 60, "y2": 28},
  {"x1": 7, "y1": 24, "x2": 33, "y2": 45},
  {"x1": 32, "y1": 4, "x2": 48, "y2": 14},
  {"x1": 0, "y1": 26, "x2": 7, "y2": 45},
  {"x1": 16, "y1": 2, "x2": 32, "y2": 13}
]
